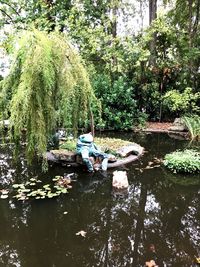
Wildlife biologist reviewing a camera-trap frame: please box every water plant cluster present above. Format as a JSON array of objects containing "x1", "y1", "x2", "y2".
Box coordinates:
[
  {"x1": 164, "y1": 149, "x2": 200, "y2": 173},
  {"x1": 0, "y1": 176, "x2": 72, "y2": 201}
]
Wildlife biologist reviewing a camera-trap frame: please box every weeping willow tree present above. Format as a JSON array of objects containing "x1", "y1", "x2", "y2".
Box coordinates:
[{"x1": 0, "y1": 28, "x2": 99, "y2": 162}]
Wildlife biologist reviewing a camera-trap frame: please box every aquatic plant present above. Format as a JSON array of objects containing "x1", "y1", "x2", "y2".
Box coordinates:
[
  {"x1": 0, "y1": 28, "x2": 99, "y2": 162},
  {"x1": 164, "y1": 149, "x2": 200, "y2": 173},
  {"x1": 182, "y1": 115, "x2": 200, "y2": 141},
  {"x1": 0, "y1": 175, "x2": 72, "y2": 201}
]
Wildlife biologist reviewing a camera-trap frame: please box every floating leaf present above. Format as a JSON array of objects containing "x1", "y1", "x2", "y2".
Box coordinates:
[
  {"x1": 27, "y1": 192, "x2": 37, "y2": 197},
  {"x1": 12, "y1": 184, "x2": 22, "y2": 188},
  {"x1": 18, "y1": 196, "x2": 27, "y2": 201},
  {"x1": 15, "y1": 193, "x2": 26, "y2": 199},
  {"x1": 1, "y1": 189, "x2": 9, "y2": 194},
  {"x1": 43, "y1": 184, "x2": 51, "y2": 189},
  {"x1": 54, "y1": 185, "x2": 63, "y2": 190},
  {"x1": 0, "y1": 194, "x2": 8, "y2": 199},
  {"x1": 63, "y1": 211, "x2": 68, "y2": 214},
  {"x1": 38, "y1": 191, "x2": 46, "y2": 196},
  {"x1": 55, "y1": 176, "x2": 62, "y2": 179},
  {"x1": 61, "y1": 189, "x2": 68, "y2": 194},
  {"x1": 30, "y1": 183, "x2": 36, "y2": 186},
  {"x1": 47, "y1": 193, "x2": 54, "y2": 198},
  {"x1": 18, "y1": 188, "x2": 31, "y2": 193},
  {"x1": 195, "y1": 257, "x2": 200, "y2": 264},
  {"x1": 52, "y1": 178, "x2": 60, "y2": 181},
  {"x1": 76, "y1": 230, "x2": 87, "y2": 237}
]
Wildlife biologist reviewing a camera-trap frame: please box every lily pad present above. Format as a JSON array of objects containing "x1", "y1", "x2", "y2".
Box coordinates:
[
  {"x1": 1, "y1": 190, "x2": 9, "y2": 194},
  {"x1": 30, "y1": 183, "x2": 36, "y2": 186},
  {"x1": 18, "y1": 196, "x2": 27, "y2": 201},
  {"x1": 43, "y1": 184, "x2": 51, "y2": 189},
  {"x1": 12, "y1": 184, "x2": 23, "y2": 188},
  {"x1": 61, "y1": 189, "x2": 68, "y2": 194},
  {"x1": 30, "y1": 178, "x2": 37, "y2": 182},
  {"x1": 18, "y1": 188, "x2": 31, "y2": 193},
  {"x1": 76, "y1": 230, "x2": 87, "y2": 237},
  {"x1": 0, "y1": 194, "x2": 8, "y2": 199},
  {"x1": 52, "y1": 177, "x2": 60, "y2": 181}
]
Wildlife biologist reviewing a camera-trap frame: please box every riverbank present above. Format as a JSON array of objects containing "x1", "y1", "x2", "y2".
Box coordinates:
[{"x1": 144, "y1": 122, "x2": 173, "y2": 132}]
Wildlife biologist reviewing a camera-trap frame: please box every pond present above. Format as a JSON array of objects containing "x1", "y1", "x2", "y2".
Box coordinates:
[{"x1": 0, "y1": 132, "x2": 200, "y2": 267}]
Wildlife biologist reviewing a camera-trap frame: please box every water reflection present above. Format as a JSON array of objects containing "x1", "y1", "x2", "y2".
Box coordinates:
[{"x1": 0, "y1": 133, "x2": 200, "y2": 267}]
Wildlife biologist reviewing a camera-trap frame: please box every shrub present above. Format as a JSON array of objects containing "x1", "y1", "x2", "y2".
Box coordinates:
[
  {"x1": 92, "y1": 74, "x2": 146, "y2": 130},
  {"x1": 164, "y1": 149, "x2": 200, "y2": 173},
  {"x1": 182, "y1": 115, "x2": 200, "y2": 141},
  {"x1": 163, "y1": 87, "x2": 200, "y2": 117}
]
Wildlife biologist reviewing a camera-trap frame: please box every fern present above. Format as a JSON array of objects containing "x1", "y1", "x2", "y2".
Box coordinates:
[{"x1": 183, "y1": 115, "x2": 200, "y2": 141}]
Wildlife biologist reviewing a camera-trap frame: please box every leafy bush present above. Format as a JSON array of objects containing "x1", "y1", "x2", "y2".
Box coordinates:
[
  {"x1": 163, "y1": 87, "x2": 200, "y2": 116},
  {"x1": 92, "y1": 74, "x2": 147, "y2": 130},
  {"x1": 164, "y1": 149, "x2": 200, "y2": 173}
]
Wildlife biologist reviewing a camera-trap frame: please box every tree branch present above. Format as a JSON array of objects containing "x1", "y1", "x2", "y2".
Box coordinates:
[
  {"x1": 0, "y1": 8, "x2": 14, "y2": 23},
  {"x1": 0, "y1": 0, "x2": 21, "y2": 16}
]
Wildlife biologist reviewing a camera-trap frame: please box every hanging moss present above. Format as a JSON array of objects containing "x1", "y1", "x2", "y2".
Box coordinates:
[{"x1": 0, "y1": 28, "x2": 99, "y2": 162}]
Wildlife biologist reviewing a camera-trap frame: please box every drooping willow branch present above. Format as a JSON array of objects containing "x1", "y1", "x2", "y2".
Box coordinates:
[{"x1": 0, "y1": 28, "x2": 100, "y2": 162}]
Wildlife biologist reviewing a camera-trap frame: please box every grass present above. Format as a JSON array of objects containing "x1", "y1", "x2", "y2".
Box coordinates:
[{"x1": 59, "y1": 137, "x2": 133, "y2": 154}]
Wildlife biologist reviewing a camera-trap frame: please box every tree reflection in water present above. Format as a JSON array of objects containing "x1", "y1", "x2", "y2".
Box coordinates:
[{"x1": 0, "y1": 133, "x2": 200, "y2": 267}]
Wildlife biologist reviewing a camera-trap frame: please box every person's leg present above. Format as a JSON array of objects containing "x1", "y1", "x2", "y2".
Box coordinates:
[
  {"x1": 101, "y1": 158, "x2": 108, "y2": 171},
  {"x1": 81, "y1": 147, "x2": 94, "y2": 172},
  {"x1": 90, "y1": 149, "x2": 108, "y2": 171}
]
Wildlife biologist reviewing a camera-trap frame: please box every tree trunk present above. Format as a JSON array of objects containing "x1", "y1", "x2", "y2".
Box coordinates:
[
  {"x1": 149, "y1": 0, "x2": 157, "y2": 66},
  {"x1": 149, "y1": 0, "x2": 157, "y2": 24},
  {"x1": 110, "y1": 0, "x2": 119, "y2": 82}
]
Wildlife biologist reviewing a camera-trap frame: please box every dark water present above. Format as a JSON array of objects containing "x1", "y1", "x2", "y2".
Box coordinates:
[{"x1": 0, "y1": 133, "x2": 200, "y2": 267}]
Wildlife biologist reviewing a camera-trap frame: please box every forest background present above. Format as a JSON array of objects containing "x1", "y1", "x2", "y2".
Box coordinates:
[{"x1": 0, "y1": 0, "x2": 200, "y2": 132}]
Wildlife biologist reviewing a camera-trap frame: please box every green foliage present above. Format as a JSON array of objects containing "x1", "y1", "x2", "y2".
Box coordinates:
[
  {"x1": 182, "y1": 115, "x2": 200, "y2": 141},
  {"x1": 0, "y1": 28, "x2": 98, "y2": 162},
  {"x1": 1, "y1": 0, "x2": 200, "y2": 127},
  {"x1": 59, "y1": 140, "x2": 76, "y2": 151},
  {"x1": 92, "y1": 73, "x2": 146, "y2": 130},
  {"x1": 163, "y1": 87, "x2": 200, "y2": 117},
  {"x1": 164, "y1": 149, "x2": 200, "y2": 173},
  {"x1": 60, "y1": 136, "x2": 133, "y2": 153}
]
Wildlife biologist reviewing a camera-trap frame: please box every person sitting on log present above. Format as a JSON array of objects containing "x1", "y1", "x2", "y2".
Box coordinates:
[{"x1": 76, "y1": 133, "x2": 108, "y2": 172}]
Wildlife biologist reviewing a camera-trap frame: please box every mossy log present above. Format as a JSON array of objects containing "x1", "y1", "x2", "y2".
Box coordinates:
[{"x1": 46, "y1": 143, "x2": 144, "y2": 169}]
